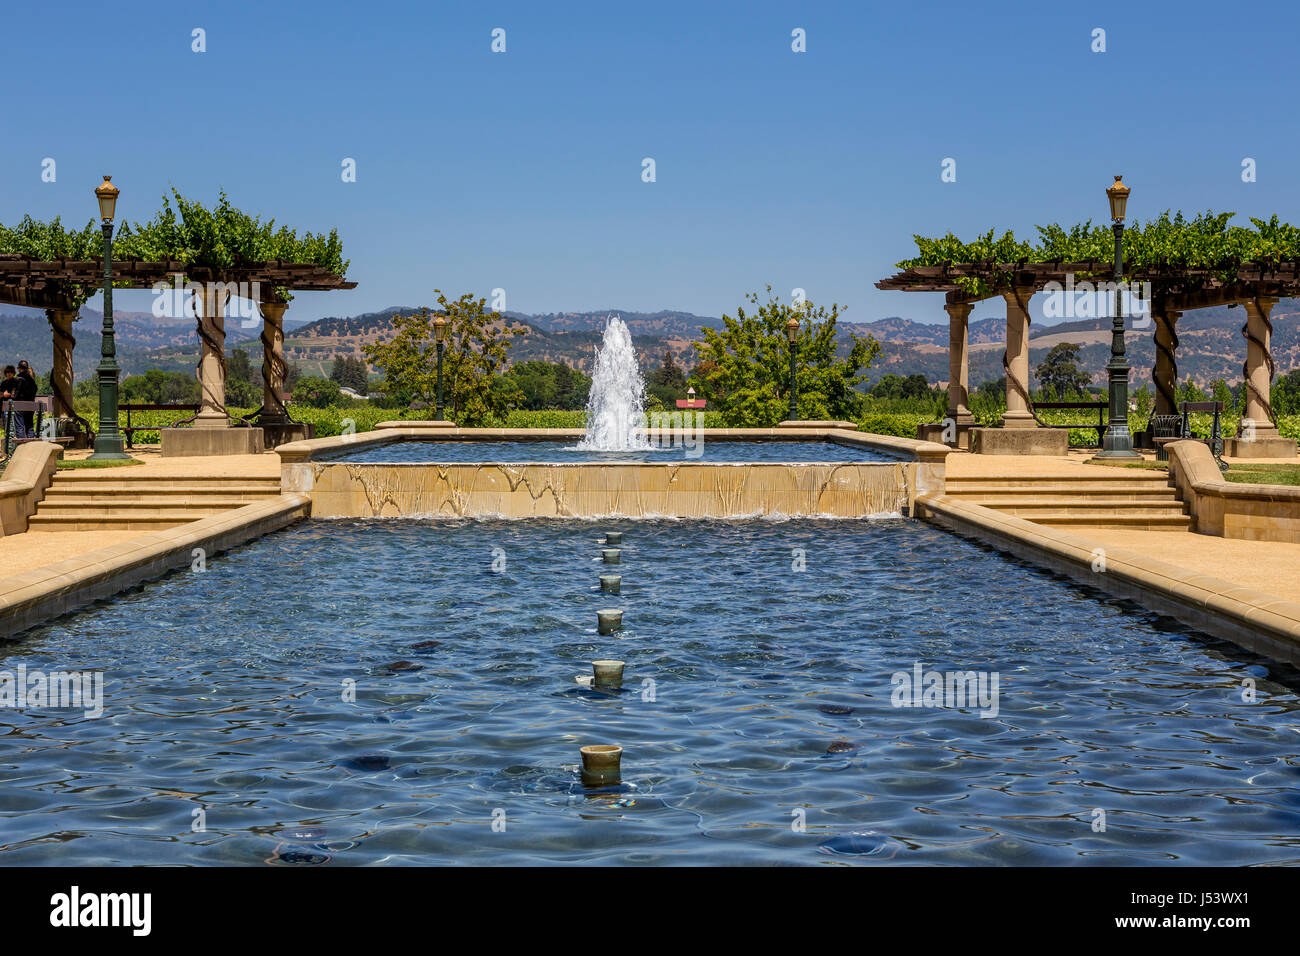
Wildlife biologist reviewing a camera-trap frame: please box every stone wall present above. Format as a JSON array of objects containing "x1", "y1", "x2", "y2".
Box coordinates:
[
  {"x1": 283, "y1": 461, "x2": 919, "y2": 519},
  {"x1": 0, "y1": 441, "x2": 61, "y2": 535},
  {"x1": 1168, "y1": 440, "x2": 1300, "y2": 543}
]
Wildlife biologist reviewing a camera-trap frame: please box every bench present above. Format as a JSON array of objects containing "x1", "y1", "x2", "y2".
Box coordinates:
[
  {"x1": 1153, "y1": 400, "x2": 1226, "y2": 471},
  {"x1": 1032, "y1": 400, "x2": 1108, "y2": 448},
  {"x1": 121, "y1": 403, "x2": 201, "y2": 448},
  {"x1": 1, "y1": 400, "x2": 70, "y2": 457}
]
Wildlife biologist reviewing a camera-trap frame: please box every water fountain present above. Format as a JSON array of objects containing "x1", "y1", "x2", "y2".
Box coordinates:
[{"x1": 578, "y1": 315, "x2": 651, "y2": 451}]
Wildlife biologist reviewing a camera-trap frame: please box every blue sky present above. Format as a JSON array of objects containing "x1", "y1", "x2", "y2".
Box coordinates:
[{"x1": 3, "y1": 0, "x2": 1297, "y2": 326}]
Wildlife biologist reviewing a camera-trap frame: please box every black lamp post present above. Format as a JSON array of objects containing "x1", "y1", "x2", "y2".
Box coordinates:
[
  {"x1": 433, "y1": 313, "x2": 448, "y2": 420},
  {"x1": 784, "y1": 314, "x2": 800, "y2": 421},
  {"x1": 1097, "y1": 174, "x2": 1141, "y2": 459},
  {"x1": 89, "y1": 176, "x2": 129, "y2": 460}
]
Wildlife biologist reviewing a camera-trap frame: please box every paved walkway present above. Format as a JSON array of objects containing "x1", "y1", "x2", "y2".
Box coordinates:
[
  {"x1": 58, "y1": 447, "x2": 282, "y2": 477},
  {"x1": 943, "y1": 448, "x2": 1300, "y2": 607},
  {"x1": 0, "y1": 451, "x2": 283, "y2": 580}
]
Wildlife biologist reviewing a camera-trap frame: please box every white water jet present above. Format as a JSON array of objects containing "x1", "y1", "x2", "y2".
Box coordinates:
[{"x1": 579, "y1": 315, "x2": 651, "y2": 450}]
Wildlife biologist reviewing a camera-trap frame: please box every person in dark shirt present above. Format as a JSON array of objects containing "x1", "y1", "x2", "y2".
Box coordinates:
[
  {"x1": 0, "y1": 366, "x2": 18, "y2": 439},
  {"x1": 14, "y1": 361, "x2": 37, "y2": 438}
]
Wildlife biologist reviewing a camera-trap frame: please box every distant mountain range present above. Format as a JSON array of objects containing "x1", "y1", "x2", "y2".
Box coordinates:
[{"x1": 2, "y1": 301, "x2": 1297, "y2": 389}]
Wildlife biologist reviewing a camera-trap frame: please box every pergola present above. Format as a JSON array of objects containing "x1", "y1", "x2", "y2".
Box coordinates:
[
  {"x1": 0, "y1": 254, "x2": 355, "y2": 443},
  {"x1": 876, "y1": 259, "x2": 1300, "y2": 455}
]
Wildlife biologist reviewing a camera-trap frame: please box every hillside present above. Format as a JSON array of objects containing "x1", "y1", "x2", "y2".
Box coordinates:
[{"x1": 1, "y1": 299, "x2": 1297, "y2": 389}]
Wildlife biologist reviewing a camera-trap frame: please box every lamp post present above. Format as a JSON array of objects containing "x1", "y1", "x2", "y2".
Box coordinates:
[
  {"x1": 433, "y1": 313, "x2": 448, "y2": 420},
  {"x1": 89, "y1": 176, "x2": 129, "y2": 460},
  {"x1": 1097, "y1": 174, "x2": 1141, "y2": 459},
  {"x1": 784, "y1": 314, "x2": 800, "y2": 421}
]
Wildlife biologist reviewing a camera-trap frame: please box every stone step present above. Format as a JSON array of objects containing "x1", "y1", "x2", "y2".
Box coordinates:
[
  {"x1": 44, "y1": 481, "x2": 279, "y2": 495},
  {"x1": 49, "y1": 474, "x2": 280, "y2": 487},
  {"x1": 36, "y1": 496, "x2": 271, "y2": 510},
  {"x1": 946, "y1": 474, "x2": 1169, "y2": 489},
  {"x1": 1036, "y1": 514, "x2": 1193, "y2": 531},
  {"x1": 28, "y1": 516, "x2": 201, "y2": 532},
  {"x1": 946, "y1": 484, "x2": 1176, "y2": 498},
  {"x1": 976, "y1": 503, "x2": 1188, "y2": 519},
  {"x1": 953, "y1": 495, "x2": 1184, "y2": 509},
  {"x1": 42, "y1": 485, "x2": 280, "y2": 498}
]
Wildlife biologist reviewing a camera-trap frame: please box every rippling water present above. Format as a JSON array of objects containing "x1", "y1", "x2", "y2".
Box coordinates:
[
  {"x1": 326, "y1": 440, "x2": 896, "y2": 464},
  {"x1": 2, "y1": 518, "x2": 1298, "y2": 865}
]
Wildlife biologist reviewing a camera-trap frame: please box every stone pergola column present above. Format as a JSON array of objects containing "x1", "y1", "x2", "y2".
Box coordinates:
[
  {"x1": 1151, "y1": 306, "x2": 1181, "y2": 417},
  {"x1": 944, "y1": 301, "x2": 975, "y2": 424},
  {"x1": 1001, "y1": 289, "x2": 1036, "y2": 428},
  {"x1": 45, "y1": 308, "x2": 77, "y2": 419},
  {"x1": 194, "y1": 286, "x2": 231, "y2": 428},
  {"x1": 1242, "y1": 295, "x2": 1280, "y2": 438},
  {"x1": 259, "y1": 300, "x2": 289, "y2": 423}
]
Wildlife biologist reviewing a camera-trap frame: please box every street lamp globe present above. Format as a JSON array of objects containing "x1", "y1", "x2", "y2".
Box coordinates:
[
  {"x1": 1106, "y1": 175, "x2": 1129, "y2": 222},
  {"x1": 94, "y1": 176, "x2": 119, "y2": 222}
]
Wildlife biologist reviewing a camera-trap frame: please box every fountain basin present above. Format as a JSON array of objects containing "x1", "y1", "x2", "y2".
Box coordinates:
[{"x1": 279, "y1": 427, "x2": 947, "y2": 520}]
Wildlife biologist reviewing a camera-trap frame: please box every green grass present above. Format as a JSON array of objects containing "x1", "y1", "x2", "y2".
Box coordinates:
[
  {"x1": 1086, "y1": 458, "x2": 1170, "y2": 470},
  {"x1": 56, "y1": 457, "x2": 146, "y2": 469},
  {"x1": 1224, "y1": 463, "x2": 1300, "y2": 487}
]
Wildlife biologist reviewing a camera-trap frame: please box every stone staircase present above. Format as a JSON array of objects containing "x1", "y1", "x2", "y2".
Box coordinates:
[
  {"x1": 943, "y1": 469, "x2": 1192, "y2": 531},
  {"x1": 27, "y1": 472, "x2": 284, "y2": 532}
]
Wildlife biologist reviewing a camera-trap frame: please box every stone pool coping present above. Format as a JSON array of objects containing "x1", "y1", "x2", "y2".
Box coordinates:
[
  {"x1": 274, "y1": 425, "x2": 951, "y2": 464},
  {"x1": 0, "y1": 494, "x2": 310, "y2": 638},
  {"x1": 918, "y1": 492, "x2": 1300, "y2": 665}
]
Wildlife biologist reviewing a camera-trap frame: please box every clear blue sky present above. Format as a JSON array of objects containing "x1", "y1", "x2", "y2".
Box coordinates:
[{"x1": 3, "y1": 0, "x2": 1297, "y2": 326}]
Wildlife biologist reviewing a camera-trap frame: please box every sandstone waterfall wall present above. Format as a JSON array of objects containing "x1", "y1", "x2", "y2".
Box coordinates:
[{"x1": 282, "y1": 462, "x2": 920, "y2": 519}]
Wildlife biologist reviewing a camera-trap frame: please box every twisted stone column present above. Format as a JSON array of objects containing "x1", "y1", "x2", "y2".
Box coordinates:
[
  {"x1": 46, "y1": 308, "x2": 77, "y2": 419},
  {"x1": 945, "y1": 302, "x2": 975, "y2": 424},
  {"x1": 1151, "y1": 306, "x2": 1181, "y2": 417},
  {"x1": 1001, "y1": 289, "x2": 1036, "y2": 428},
  {"x1": 259, "y1": 301, "x2": 289, "y2": 423},
  {"x1": 194, "y1": 286, "x2": 231, "y2": 428},
  {"x1": 1242, "y1": 296, "x2": 1280, "y2": 438}
]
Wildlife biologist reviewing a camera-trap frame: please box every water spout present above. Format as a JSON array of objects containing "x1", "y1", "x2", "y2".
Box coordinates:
[{"x1": 579, "y1": 315, "x2": 650, "y2": 450}]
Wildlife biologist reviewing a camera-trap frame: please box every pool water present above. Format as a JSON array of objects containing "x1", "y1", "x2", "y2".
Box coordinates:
[
  {"x1": 2, "y1": 519, "x2": 1298, "y2": 865},
  {"x1": 325, "y1": 440, "x2": 897, "y2": 464}
]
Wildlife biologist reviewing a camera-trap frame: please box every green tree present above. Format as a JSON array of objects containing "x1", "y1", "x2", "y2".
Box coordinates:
[
  {"x1": 694, "y1": 287, "x2": 880, "y2": 425},
  {"x1": 121, "y1": 369, "x2": 201, "y2": 404},
  {"x1": 1132, "y1": 383, "x2": 1154, "y2": 421},
  {"x1": 1176, "y1": 379, "x2": 1209, "y2": 404},
  {"x1": 648, "y1": 350, "x2": 689, "y2": 408},
  {"x1": 1035, "y1": 343, "x2": 1092, "y2": 398},
  {"x1": 1208, "y1": 378, "x2": 1233, "y2": 412},
  {"x1": 225, "y1": 348, "x2": 258, "y2": 407},
  {"x1": 364, "y1": 291, "x2": 527, "y2": 425},
  {"x1": 1273, "y1": 369, "x2": 1300, "y2": 415},
  {"x1": 499, "y1": 360, "x2": 591, "y2": 410},
  {"x1": 291, "y1": 376, "x2": 342, "y2": 408}
]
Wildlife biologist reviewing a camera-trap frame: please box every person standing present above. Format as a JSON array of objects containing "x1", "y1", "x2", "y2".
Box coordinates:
[
  {"x1": 14, "y1": 360, "x2": 37, "y2": 438},
  {"x1": 0, "y1": 366, "x2": 19, "y2": 440}
]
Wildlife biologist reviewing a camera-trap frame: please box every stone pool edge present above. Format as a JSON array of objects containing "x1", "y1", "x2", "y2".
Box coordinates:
[
  {"x1": 0, "y1": 494, "x2": 311, "y2": 638},
  {"x1": 918, "y1": 493, "x2": 1300, "y2": 665},
  {"x1": 275, "y1": 427, "x2": 950, "y2": 519}
]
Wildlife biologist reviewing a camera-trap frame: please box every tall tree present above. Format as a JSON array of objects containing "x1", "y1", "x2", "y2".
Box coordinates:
[
  {"x1": 694, "y1": 287, "x2": 879, "y2": 425},
  {"x1": 364, "y1": 291, "x2": 526, "y2": 425},
  {"x1": 1035, "y1": 343, "x2": 1092, "y2": 398}
]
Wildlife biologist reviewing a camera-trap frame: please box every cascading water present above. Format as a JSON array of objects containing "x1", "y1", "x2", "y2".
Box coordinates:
[{"x1": 579, "y1": 315, "x2": 651, "y2": 450}]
